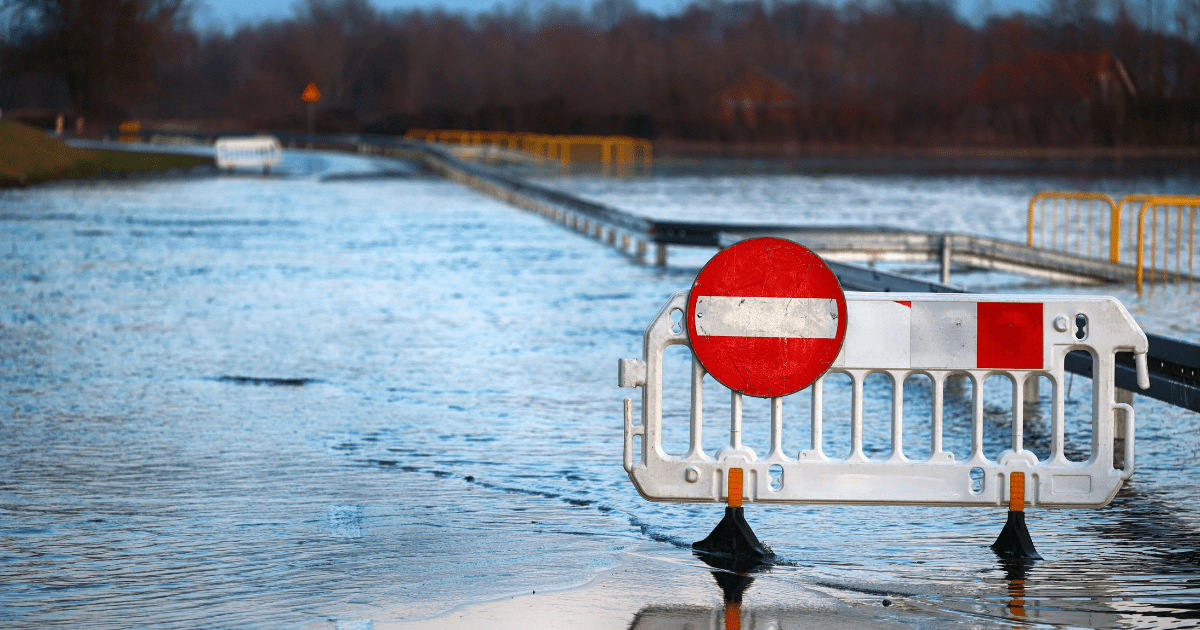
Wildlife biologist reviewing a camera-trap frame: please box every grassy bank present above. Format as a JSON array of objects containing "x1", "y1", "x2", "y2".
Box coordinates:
[{"x1": 0, "y1": 120, "x2": 213, "y2": 187}]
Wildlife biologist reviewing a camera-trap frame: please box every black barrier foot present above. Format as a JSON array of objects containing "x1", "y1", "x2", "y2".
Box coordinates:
[
  {"x1": 693, "y1": 507, "x2": 774, "y2": 565},
  {"x1": 991, "y1": 510, "x2": 1042, "y2": 560}
]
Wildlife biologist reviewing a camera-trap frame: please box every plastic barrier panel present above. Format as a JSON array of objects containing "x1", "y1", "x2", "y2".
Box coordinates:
[
  {"x1": 215, "y1": 136, "x2": 283, "y2": 171},
  {"x1": 620, "y1": 291, "x2": 1149, "y2": 509}
]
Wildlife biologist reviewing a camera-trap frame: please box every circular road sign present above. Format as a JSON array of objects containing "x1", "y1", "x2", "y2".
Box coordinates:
[{"x1": 687, "y1": 237, "x2": 848, "y2": 398}]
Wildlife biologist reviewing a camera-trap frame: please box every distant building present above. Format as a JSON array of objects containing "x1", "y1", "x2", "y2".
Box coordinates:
[
  {"x1": 719, "y1": 67, "x2": 802, "y2": 128},
  {"x1": 964, "y1": 51, "x2": 1136, "y2": 144},
  {"x1": 968, "y1": 51, "x2": 1136, "y2": 107}
]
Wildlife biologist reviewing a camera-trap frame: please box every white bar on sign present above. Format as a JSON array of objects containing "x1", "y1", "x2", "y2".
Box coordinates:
[{"x1": 694, "y1": 296, "x2": 838, "y2": 338}]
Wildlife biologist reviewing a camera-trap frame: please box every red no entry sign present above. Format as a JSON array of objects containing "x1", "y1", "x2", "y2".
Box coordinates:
[{"x1": 687, "y1": 238, "x2": 848, "y2": 398}]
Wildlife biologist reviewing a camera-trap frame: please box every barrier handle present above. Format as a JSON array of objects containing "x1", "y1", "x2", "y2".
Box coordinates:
[
  {"x1": 1135, "y1": 352, "x2": 1150, "y2": 390},
  {"x1": 623, "y1": 398, "x2": 642, "y2": 473}
]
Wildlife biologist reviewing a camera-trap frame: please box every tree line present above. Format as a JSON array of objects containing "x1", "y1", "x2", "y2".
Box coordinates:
[{"x1": 3, "y1": 0, "x2": 1199, "y2": 146}]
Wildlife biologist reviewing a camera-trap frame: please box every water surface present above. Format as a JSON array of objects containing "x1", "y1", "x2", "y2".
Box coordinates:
[{"x1": 2, "y1": 155, "x2": 1198, "y2": 628}]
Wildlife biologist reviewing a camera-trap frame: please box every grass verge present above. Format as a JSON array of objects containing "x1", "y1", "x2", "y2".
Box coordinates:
[{"x1": 1, "y1": 120, "x2": 213, "y2": 187}]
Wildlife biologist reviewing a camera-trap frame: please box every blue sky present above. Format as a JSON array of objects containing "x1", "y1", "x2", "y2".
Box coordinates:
[{"x1": 192, "y1": 0, "x2": 1051, "y2": 32}]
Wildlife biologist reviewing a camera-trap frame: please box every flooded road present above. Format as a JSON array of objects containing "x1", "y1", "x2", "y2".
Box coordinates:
[{"x1": 2, "y1": 153, "x2": 1198, "y2": 628}]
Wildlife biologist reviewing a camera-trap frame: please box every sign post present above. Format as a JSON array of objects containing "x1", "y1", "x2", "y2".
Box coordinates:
[
  {"x1": 685, "y1": 237, "x2": 847, "y2": 564},
  {"x1": 301, "y1": 82, "x2": 321, "y2": 148}
]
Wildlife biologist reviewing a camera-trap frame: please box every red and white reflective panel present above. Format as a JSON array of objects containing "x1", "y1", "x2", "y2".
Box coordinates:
[
  {"x1": 833, "y1": 298, "x2": 1045, "y2": 370},
  {"x1": 687, "y1": 238, "x2": 847, "y2": 398}
]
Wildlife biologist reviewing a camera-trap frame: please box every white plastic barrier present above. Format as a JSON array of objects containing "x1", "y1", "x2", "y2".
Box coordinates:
[
  {"x1": 620, "y1": 291, "x2": 1149, "y2": 509},
  {"x1": 215, "y1": 136, "x2": 282, "y2": 171}
]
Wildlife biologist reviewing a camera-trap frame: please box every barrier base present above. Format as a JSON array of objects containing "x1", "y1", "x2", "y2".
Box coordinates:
[
  {"x1": 991, "y1": 510, "x2": 1042, "y2": 560},
  {"x1": 693, "y1": 507, "x2": 774, "y2": 564}
]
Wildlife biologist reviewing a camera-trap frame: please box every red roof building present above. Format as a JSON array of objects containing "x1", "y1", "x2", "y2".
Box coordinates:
[{"x1": 968, "y1": 51, "x2": 1135, "y2": 106}]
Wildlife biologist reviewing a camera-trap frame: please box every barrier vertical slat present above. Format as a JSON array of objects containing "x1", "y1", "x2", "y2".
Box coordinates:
[
  {"x1": 1176, "y1": 205, "x2": 1183, "y2": 283},
  {"x1": 850, "y1": 373, "x2": 866, "y2": 462},
  {"x1": 1094, "y1": 351, "x2": 1113, "y2": 469},
  {"x1": 1012, "y1": 375, "x2": 1024, "y2": 454},
  {"x1": 1051, "y1": 199, "x2": 1059, "y2": 250},
  {"x1": 1077, "y1": 199, "x2": 1084, "y2": 255},
  {"x1": 971, "y1": 373, "x2": 985, "y2": 462},
  {"x1": 689, "y1": 355, "x2": 705, "y2": 460},
  {"x1": 811, "y1": 376, "x2": 825, "y2": 458},
  {"x1": 769, "y1": 397, "x2": 785, "y2": 461},
  {"x1": 729, "y1": 391, "x2": 743, "y2": 453},
  {"x1": 1149, "y1": 204, "x2": 1158, "y2": 287},
  {"x1": 1052, "y1": 361, "x2": 1065, "y2": 464},
  {"x1": 889, "y1": 373, "x2": 905, "y2": 462},
  {"x1": 1087, "y1": 199, "x2": 1095, "y2": 258},
  {"x1": 931, "y1": 374, "x2": 945, "y2": 457}
]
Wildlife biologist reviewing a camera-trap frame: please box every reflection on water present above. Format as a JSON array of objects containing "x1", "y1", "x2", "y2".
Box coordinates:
[{"x1": 1, "y1": 157, "x2": 1198, "y2": 628}]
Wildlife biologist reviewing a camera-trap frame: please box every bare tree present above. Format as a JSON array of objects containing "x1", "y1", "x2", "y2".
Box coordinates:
[{"x1": 2, "y1": 0, "x2": 191, "y2": 117}]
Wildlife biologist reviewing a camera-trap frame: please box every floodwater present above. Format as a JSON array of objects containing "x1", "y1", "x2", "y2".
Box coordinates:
[{"x1": 2, "y1": 152, "x2": 1198, "y2": 629}]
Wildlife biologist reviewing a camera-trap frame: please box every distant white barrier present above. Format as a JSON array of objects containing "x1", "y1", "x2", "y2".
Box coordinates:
[{"x1": 215, "y1": 136, "x2": 282, "y2": 172}]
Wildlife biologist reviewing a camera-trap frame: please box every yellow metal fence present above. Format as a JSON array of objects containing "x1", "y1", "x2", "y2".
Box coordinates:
[
  {"x1": 1028, "y1": 191, "x2": 1198, "y2": 291},
  {"x1": 404, "y1": 129, "x2": 652, "y2": 173},
  {"x1": 1134, "y1": 196, "x2": 1197, "y2": 291},
  {"x1": 1027, "y1": 192, "x2": 1119, "y2": 262}
]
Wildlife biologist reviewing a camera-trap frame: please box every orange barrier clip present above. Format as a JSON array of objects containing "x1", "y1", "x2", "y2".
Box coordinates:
[
  {"x1": 727, "y1": 468, "x2": 743, "y2": 508},
  {"x1": 1009, "y1": 472, "x2": 1025, "y2": 512}
]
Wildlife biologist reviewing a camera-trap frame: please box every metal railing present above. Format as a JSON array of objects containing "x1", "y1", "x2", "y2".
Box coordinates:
[
  {"x1": 1027, "y1": 192, "x2": 1119, "y2": 262},
  {"x1": 1027, "y1": 191, "x2": 1198, "y2": 291},
  {"x1": 404, "y1": 128, "x2": 652, "y2": 173},
  {"x1": 1134, "y1": 195, "x2": 1198, "y2": 292}
]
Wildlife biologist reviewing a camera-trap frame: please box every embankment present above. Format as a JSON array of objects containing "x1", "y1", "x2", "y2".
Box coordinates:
[{"x1": 0, "y1": 121, "x2": 213, "y2": 187}]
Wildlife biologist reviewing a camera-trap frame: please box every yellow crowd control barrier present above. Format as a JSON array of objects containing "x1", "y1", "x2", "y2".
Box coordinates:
[
  {"x1": 1133, "y1": 195, "x2": 1198, "y2": 292},
  {"x1": 1027, "y1": 191, "x2": 1198, "y2": 291},
  {"x1": 118, "y1": 120, "x2": 142, "y2": 143},
  {"x1": 1027, "y1": 192, "x2": 1119, "y2": 262},
  {"x1": 405, "y1": 129, "x2": 652, "y2": 173}
]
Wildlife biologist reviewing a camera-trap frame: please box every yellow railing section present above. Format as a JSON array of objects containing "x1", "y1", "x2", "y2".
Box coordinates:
[
  {"x1": 1027, "y1": 192, "x2": 1119, "y2": 262},
  {"x1": 404, "y1": 129, "x2": 652, "y2": 173},
  {"x1": 1027, "y1": 191, "x2": 1198, "y2": 291},
  {"x1": 118, "y1": 120, "x2": 142, "y2": 143},
  {"x1": 1133, "y1": 196, "x2": 1198, "y2": 292}
]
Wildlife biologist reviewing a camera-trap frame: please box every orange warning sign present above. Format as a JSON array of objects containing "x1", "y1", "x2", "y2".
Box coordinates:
[{"x1": 301, "y1": 83, "x2": 321, "y2": 102}]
